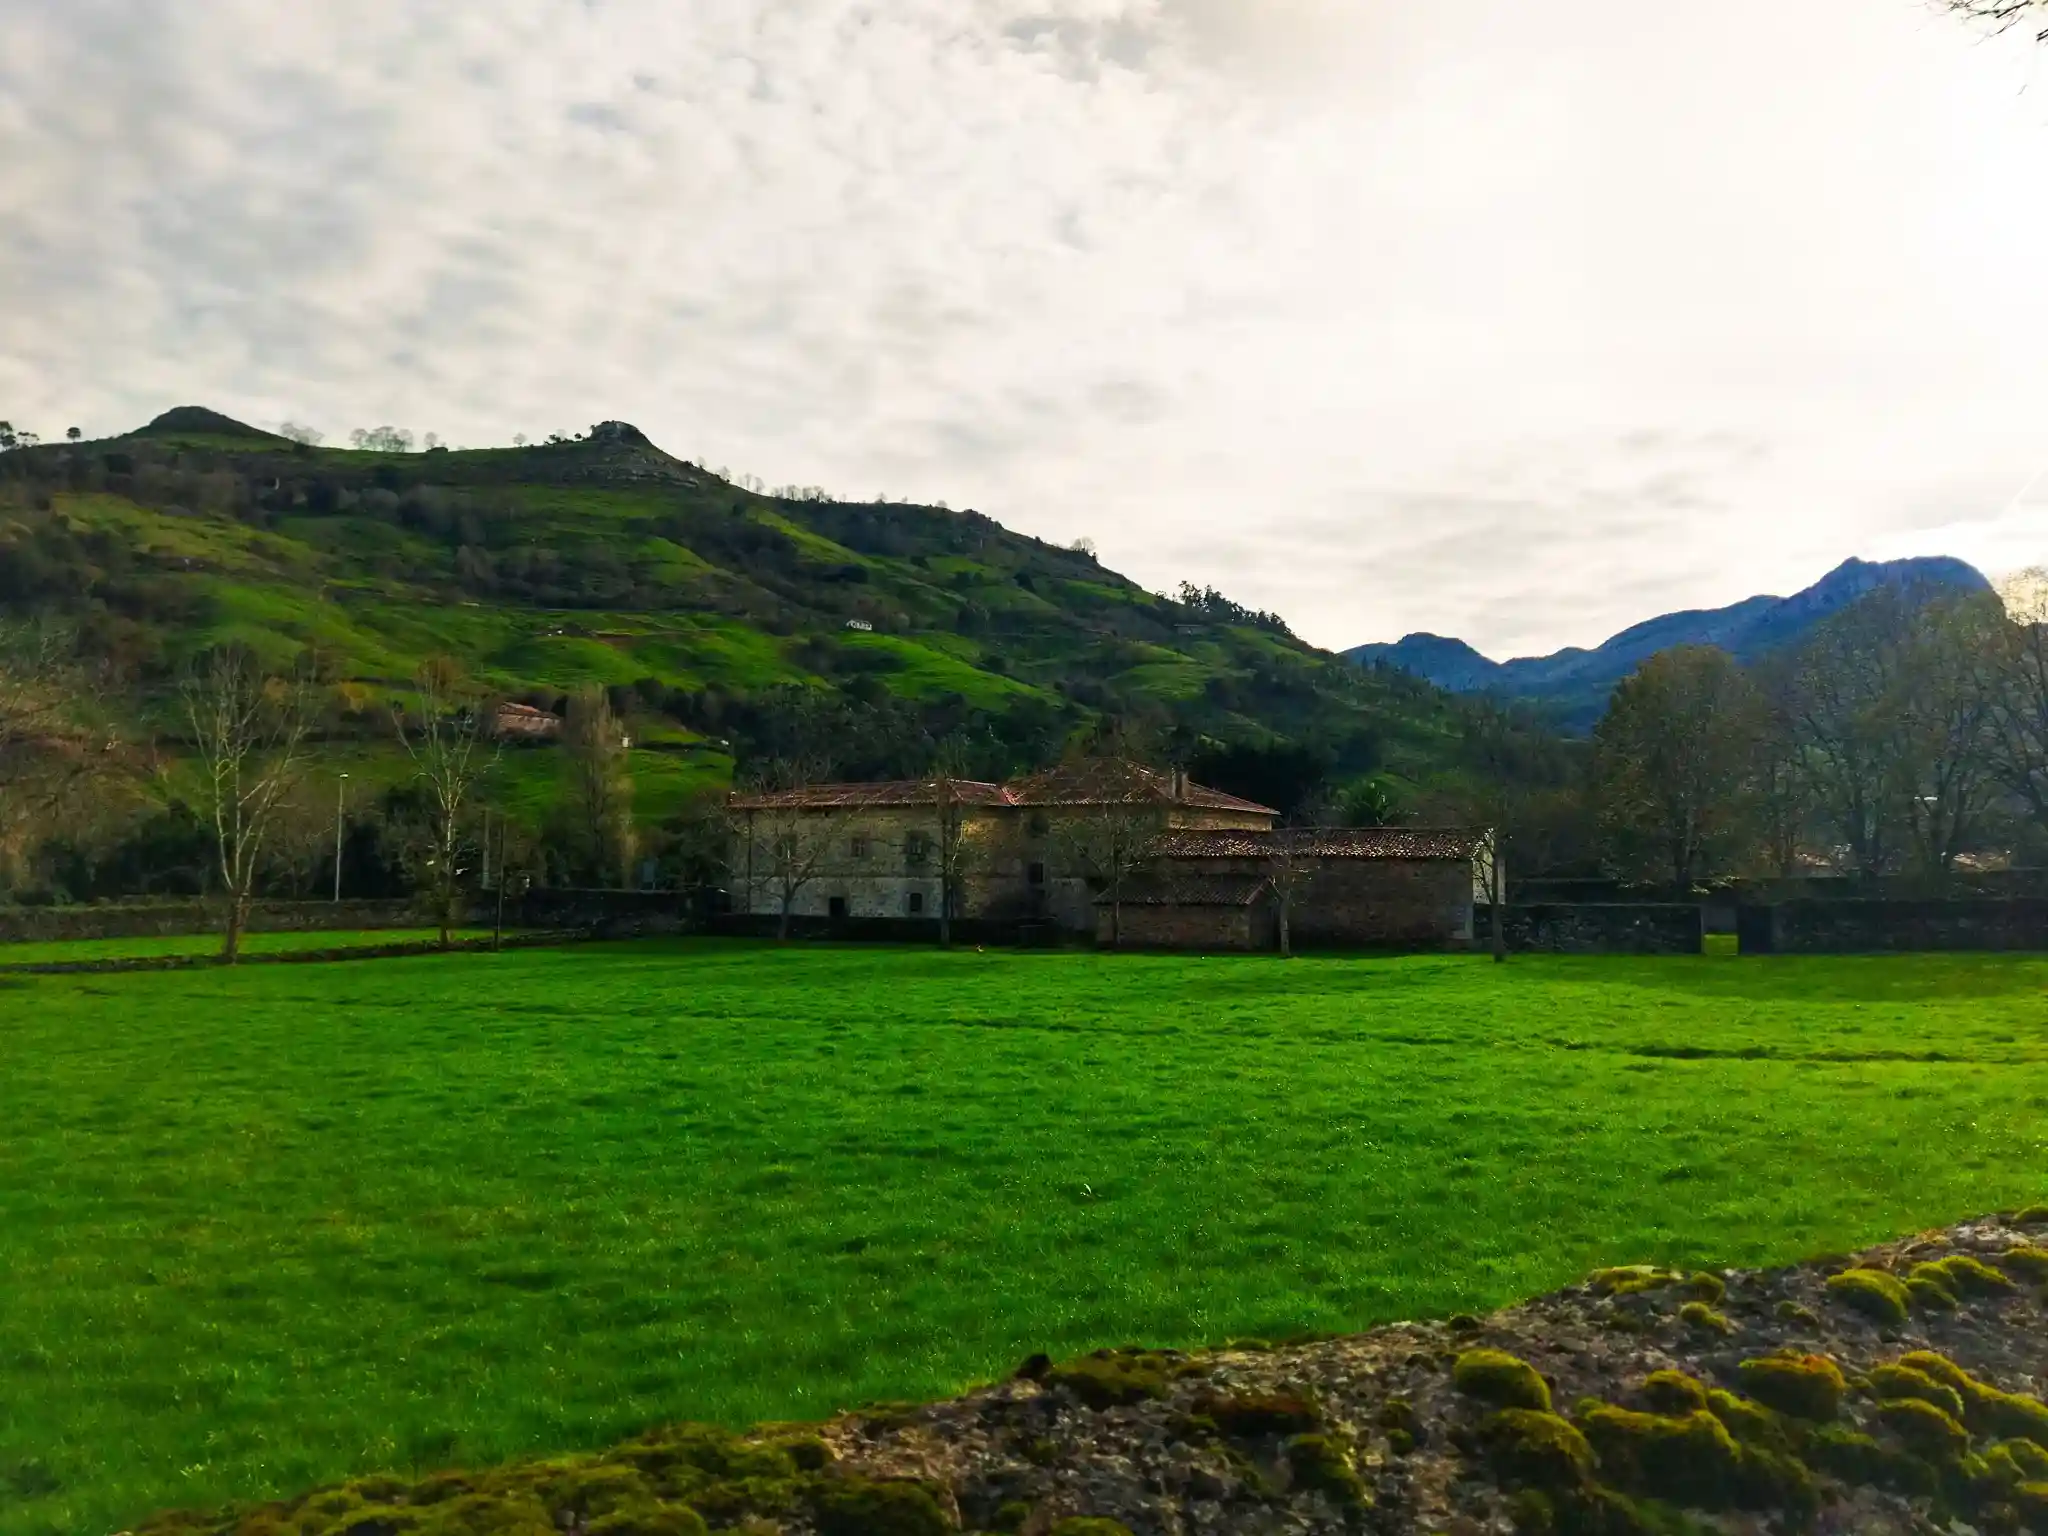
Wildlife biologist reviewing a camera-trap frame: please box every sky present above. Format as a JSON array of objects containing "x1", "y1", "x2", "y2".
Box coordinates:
[{"x1": 3, "y1": 0, "x2": 2045, "y2": 661}]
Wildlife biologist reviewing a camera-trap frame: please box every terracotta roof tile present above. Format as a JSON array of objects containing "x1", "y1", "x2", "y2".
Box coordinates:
[
  {"x1": 727, "y1": 778, "x2": 1009, "y2": 811},
  {"x1": 1151, "y1": 827, "x2": 1489, "y2": 861}
]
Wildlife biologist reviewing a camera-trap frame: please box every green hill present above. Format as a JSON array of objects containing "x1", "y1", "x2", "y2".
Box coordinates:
[{"x1": 0, "y1": 409, "x2": 1461, "y2": 831}]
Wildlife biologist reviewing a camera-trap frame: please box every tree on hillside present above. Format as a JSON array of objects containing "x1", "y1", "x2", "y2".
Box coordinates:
[
  {"x1": 182, "y1": 647, "x2": 312, "y2": 962},
  {"x1": 0, "y1": 619, "x2": 114, "y2": 891},
  {"x1": 394, "y1": 657, "x2": 497, "y2": 947},
  {"x1": 561, "y1": 686, "x2": 635, "y2": 885},
  {"x1": 1747, "y1": 658, "x2": 1817, "y2": 879},
  {"x1": 0, "y1": 422, "x2": 37, "y2": 452},
  {"x1": 1592, "y1": 646, "x2": 1763, "y2": 891}
]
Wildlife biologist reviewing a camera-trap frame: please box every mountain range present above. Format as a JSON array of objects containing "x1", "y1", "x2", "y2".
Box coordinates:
[{"x1": 1345, "y1": 555, "x2": 1994, "y2": 728}]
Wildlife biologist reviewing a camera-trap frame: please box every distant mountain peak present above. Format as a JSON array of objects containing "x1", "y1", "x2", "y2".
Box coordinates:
[{"x1": 1346, "y1": 554, "x2": 1992, "y2": 729}]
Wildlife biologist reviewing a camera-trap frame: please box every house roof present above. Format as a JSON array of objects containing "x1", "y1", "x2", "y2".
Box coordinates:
[
  {"x1": 727, "y1": 777, "x2": 1010, "y2": 812},
  {"x1": 727, "y1": 759, "x2": 1278, "y2": 818},
  {"x1": 1006, "y1": 759, "x2": 1276, "y2": 815},
  {"x1": 1102, "y1": 873, "x2": 1275, "y2": 908},
  {"x1": 1150, "y1": 827, "x2": 1490, "y2": 861}
]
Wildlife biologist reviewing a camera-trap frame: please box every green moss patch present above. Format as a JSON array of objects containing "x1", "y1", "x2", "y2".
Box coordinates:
[
  {"x1": 1579, "y1": 1404, "x2": 1815, "y2": 1515},
  {"x1": 1047, "y1": 1521, "x2": 1134, "y2": 1536},
  {"x1": 1735, "y1": 1354, "x2": 1845, "y2": 1422},
  {"x1": 1481, "y1": 1409, "x2": 1596, "y2": 1488},
  {"x1": 1909, "y1": 1254, "x2": 2015, "y2": 1298},
  {"x1": 1044, "y1": 1350, "x2": 1196, "y2": 1409},
  {"x1": 1455, "y1": 1349, "x2": 1553, "y2": 1412},
  {"x1": 1284, "y1": 1434, "x2": 1367, "y2": 1507},
  {"x1": 1678, "y1": 1302, "x2": 1733, "y2": 1337},
  {"x1": 1192, "y1": 1391, "x2": 1319, "y2": 1438},
  {"x1": 1641, "y1": 1372, "x2": 1709, "y2": 1416},
  {"x1": 1824, "y1": 1268, "x2": 1910, "y2": 1326},
  {"x1": 1999, "y1": 1245, "x2": 2048, "y2": 1281},
  {"x1": 1866, "y1": 1363, "x2": 1966, "y2": 1422},
  {"x1": 1586, "y1": 1267, "x2": 1685, "y2": 1298},
  {"x1": 1875, "y1": 1399, "x2": 1971, "y2": 1462}
]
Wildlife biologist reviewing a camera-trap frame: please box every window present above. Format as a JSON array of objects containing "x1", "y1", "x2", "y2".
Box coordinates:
[
  {"x1": 828, "y1": 896, "x2": 849, "y2": 920},
  {"x1": 850, "y1": 835, "x2": 870, "y2": 859},
  {"x1": 905, "y1": 833, "x2": 930, "y2": 867},
  {"x1": 1028, "y1": 862, "x2": 1046, "y2": 887},
  {"x1": 1028, "y1": 812, "x2": 1049, "y2": 838},
  {"x1": 907, "y1": 892, "x2": 925, "y2": 915}
]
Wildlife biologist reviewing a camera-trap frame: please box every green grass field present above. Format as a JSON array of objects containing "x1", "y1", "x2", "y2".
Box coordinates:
[
  {"x1": 0, "y1": 930, "x2": 497, "y2": 966},
  {"x1": 5, "y1": 944, "x2": 2048, "y2": 1535}
]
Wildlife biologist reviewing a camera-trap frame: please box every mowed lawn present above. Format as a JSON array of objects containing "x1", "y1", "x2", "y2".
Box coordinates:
[
  {"x1": 5, "y1": 944, "x2": 2048, "y2": 1535},
  {"x1": 0, "y1": 930, "x2": 497, "y2": 966}
]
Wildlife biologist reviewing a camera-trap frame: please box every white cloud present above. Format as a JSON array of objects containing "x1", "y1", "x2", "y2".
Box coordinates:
[{"x1": 2, "y1": 0, "x2": 2045, "y2": 658}]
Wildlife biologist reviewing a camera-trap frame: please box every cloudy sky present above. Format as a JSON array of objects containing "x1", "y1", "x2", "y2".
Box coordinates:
[{"x1": 3, "y1": 0, "x2": 2045, "y2": 659}]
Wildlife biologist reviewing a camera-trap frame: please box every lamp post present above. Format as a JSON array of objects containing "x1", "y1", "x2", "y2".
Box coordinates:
[{"x1": 333, "y1": 772, "x2": 349, "y2": 903}]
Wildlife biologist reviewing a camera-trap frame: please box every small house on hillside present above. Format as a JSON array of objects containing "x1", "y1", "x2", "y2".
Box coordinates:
[{"x1": 494, "y1": 702, "x2": 563, "y2": 740}]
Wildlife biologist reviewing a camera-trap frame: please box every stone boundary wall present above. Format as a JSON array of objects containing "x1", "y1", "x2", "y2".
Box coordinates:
[
  {"x1": 708, "y1": 914, "x2": 1052, "y2": 947},
  {"x1": 0, "y1": 899, "x2": 420, "y2": 944},
  {"x1": 1741, "y1": 898, "x2": 2048, "y2": 954},
  {"x1": 1484, "y1": 902, "x2": 1704, "y2": 955}
]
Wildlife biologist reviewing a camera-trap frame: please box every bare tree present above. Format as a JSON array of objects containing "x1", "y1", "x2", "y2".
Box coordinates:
[
  {"x1": 1936, "y1": 0, "x2": 2048, "y2": 42},
  {"x1": 730, "y1": 759, "x2": 865, "y2": 940},
  {"x1": 182, "y1": 647, "x2": 312, "y2": 962},
  {"x1": 1891, "y1": 594, "x2": 2005, "y2": 877},
  {"x1": 1049, "y1": 800, "x2": 1156, "y2": 948},
  {"x1": 277, "y1": 421, "x2": 324, "y2": 447},
  {"x1": 1989, "y1": 568, "x2": 2048, "y2": 836},
  {"x1": 1748, "y1": 658, "x2": 1816, "y2": 880},
  {"x1": 1455, "y1": 697, "x2": 1537, "y2": 963},
  {"x1": 395, "y1": 657, "x2": 497, "y2": 947},
  {"x1": 1264, "y1": 826, "x2": 1319, "y2": 958},
  {"x1": 562, "y1": 687, "x2": 635, "y2": 885}
]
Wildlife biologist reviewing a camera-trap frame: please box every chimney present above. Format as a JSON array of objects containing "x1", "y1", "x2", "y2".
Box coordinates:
[{"x1": 1171, "y1": 767, "x2": 1188, "y2": 801}]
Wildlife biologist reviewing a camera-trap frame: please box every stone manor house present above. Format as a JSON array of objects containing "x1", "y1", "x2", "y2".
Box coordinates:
[{"x1": 727, "y1": 759, "x2": 1495, "y2": 951}]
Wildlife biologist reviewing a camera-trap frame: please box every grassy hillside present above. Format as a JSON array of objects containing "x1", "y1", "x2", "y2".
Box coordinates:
[{"x1": 0, "y1": 409, "x2": 1460, "y2": 836}]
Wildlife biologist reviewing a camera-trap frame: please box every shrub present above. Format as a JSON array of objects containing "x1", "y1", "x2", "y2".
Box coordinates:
[
  {"x1": 1825, "y1": 1268, "x2": 1909, "y2": 1326},
  {"x1": 1454, "y1": 1349, "x2": 1552, "y2": 1412},
  {"x1": 1866, "y1": 1364, "x2": 1966, "y2": 1423},
  {"x1": 1642, "y1": 1371, "x2": 1709, "y2": 1415},
  {"x1": 1679, "y1": 1302, "x2": 1733, "y2": 1337},
  {"x1": 1736, "y1": 1354, "x2": 1846, "y2": 1421},
  {"x1": 1876, "y1": 1399, "x2": 1971, "y2": 1462}
]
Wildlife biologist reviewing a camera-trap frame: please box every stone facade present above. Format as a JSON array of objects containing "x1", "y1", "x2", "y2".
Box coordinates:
[
  {"x1": 727, "y1": 762, "x2": 1276, "y2": 932},
  {"x1": 1488, "y1": 902, "x2": 1705, "y2": 955}
]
